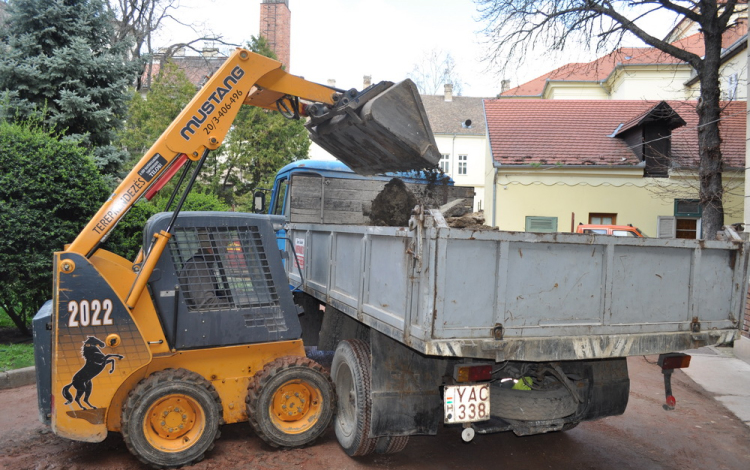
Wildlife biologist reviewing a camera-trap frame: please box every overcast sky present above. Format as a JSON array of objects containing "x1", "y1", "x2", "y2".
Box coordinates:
[{"x1": 159, "y1": 0, "x2": 678, "y2": 97}]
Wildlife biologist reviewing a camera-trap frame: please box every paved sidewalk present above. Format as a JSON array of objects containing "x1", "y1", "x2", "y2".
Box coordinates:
[{"x1": 682, "y1": 336, "x2": 750, "y2": 428}]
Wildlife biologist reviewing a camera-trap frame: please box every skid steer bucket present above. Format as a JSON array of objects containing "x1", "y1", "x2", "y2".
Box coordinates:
[{"x1": 305, "y1": 79, "x2": 440, "y2": 175}]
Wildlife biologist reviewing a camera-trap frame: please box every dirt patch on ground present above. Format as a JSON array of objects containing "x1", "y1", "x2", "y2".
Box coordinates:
[{"x1": 369, "y1": 178, "x2": 418, "y2": 226}]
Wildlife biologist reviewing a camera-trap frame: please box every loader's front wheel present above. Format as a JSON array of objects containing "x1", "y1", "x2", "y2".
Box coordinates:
[
  {"x1": 246, "y1": 356, "x2": 335, "y2": 448},
  {"x1": 122, "y1": 369, "x2": 222, "y2": 469}
]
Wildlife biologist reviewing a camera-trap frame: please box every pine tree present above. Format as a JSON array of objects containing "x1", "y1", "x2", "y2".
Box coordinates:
[{"x1": 0, "y1": 0, "x2": 137, "y2": 176}]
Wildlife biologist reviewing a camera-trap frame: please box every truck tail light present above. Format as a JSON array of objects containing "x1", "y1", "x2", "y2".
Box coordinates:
[
  {"x1": 658, "y1": 353, "x2": 691, "y2": 370},
  {"x1": 657, "y1": 353, "x2": 691, "y2": 411},
  {"x1": 455, "y1": 365, "x2": 493, "y2": 383}
]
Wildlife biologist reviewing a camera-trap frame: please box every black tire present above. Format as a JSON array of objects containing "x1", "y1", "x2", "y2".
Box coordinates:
[
  {"x1": 375, "y1": 435, "x2": 410, "y2": 454},
  {"x1": 561, "y1": 422, "x2": 580, "y2": 431},
  {"x1": 246, "y1": 356, "x2": 335, "y2": 448},
  {"x1": 491, "y1": 383, "x2": 578, "y2": 421},
  {"x1": 330, "y1": 339, "x2": 378, "y2": 456},
  {"x1": 121, "y1": 368, "x2": 222, "y2": 469}
]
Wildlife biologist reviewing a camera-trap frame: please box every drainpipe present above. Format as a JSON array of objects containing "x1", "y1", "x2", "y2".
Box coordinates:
[{"x1": 491, "y1": 167, "x2": 498, "y2": 227}]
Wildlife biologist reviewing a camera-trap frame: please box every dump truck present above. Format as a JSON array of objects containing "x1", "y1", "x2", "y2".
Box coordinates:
[
  {"x1": 32, "y1": 48, "x2": 442, "y2": 468},
  {"x1": 267, "y1": 159, "x2": 750, "y2": 455}
]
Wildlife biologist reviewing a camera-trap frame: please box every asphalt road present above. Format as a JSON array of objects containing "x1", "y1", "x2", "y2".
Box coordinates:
[{"x1": 2, "y1": 356, "x2": 749, "y2": 470}]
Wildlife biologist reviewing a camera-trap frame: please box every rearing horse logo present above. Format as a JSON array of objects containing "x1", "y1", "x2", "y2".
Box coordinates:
[{"x1": 61, "y1": 336, "x2": 123, "y2": 410}]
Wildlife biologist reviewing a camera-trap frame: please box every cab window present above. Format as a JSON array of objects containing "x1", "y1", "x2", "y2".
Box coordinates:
[
  {"x1": 612, "y1": 230, "x2": 639, "y2": 237},
  {"x1": 583, "y1": 229, "x2": 607, "y2": 235},
  {"x1": 272, "y1": 179, "x2": 288, "y2": 216}
]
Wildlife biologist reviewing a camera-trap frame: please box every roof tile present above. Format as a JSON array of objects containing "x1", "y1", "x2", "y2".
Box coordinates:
[
  {"x1": 501, "y1": 23, "x2": 747, "y2": 97},
  {"x1": 484, "y1": 99, "x2": 746, "y2": 168}
]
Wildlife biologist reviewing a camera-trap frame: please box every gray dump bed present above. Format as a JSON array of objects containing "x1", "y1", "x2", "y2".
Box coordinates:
[{"x1": 286, "y1": 218, "x2": 748, "y2": 362}]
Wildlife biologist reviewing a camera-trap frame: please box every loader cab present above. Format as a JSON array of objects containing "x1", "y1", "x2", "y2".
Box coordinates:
[{"x1": 144, "y1": 211, "x2": 300, "y2": 350}]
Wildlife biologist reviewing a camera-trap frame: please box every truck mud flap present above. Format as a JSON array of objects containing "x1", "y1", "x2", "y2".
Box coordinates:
[
  {"x1": 369, "y1": 330, "x2": 445, "y2": 436},
  {"x1": 305, "y1": 80, "x2": 440, "y2": 175}
]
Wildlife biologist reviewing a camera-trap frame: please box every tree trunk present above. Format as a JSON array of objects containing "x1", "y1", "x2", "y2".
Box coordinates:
[
  {"x1": 696, "y1": 23, "x2": 725, "y2": 240},
  {"x1": 1, "y1": 303, "x2": 32, "y2": 337}
]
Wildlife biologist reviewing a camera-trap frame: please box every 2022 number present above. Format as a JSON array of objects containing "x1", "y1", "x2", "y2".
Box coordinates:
[{"x1": 68, "y1": 299, "x2": 113, "y2": 327}]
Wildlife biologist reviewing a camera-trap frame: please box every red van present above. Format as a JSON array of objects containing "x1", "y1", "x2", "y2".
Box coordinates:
[{"x1": 575, "y1": 224, "x2": 646, "y2": 237}]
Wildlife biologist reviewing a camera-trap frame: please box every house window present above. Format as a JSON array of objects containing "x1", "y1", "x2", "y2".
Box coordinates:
[
  {"x1": 674, "y1": 199, "x2": 701, "y2": 218},
  {"x1": 589, "y1": 213, "x2": 617, "y2": 225},
  {"x1": 525, "y1": 216, "x2": 558, "y2": 233},
  {"x1": 655, "y1": 199, "x2": 703, "y2": 239},
  {"x1": 458, "y1": 155, "x2": 467, "y2": 175},
  {"x1": 439, "y1": 154, "x2": 450, "y2": 173},
  {"x1": 675, "y1": 219, "x2": 699, "y2": 239},
  {"x1": 657, "y1": 214, "x2": 702, "y2": 239}
]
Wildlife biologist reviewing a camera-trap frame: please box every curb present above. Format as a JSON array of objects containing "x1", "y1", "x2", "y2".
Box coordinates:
[{"x1": 0, "y1": 366, "x2": 36, "y2": 390}]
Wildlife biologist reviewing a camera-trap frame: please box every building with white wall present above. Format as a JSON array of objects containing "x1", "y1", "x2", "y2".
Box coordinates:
[{"x1": 421, "y1": 85, "x2": 490, "y2": 211}]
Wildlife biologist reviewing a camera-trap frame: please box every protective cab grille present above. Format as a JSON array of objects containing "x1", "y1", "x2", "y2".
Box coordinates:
[{"x1": 169, "y1": 225, "x2": 282, "y2": 323}]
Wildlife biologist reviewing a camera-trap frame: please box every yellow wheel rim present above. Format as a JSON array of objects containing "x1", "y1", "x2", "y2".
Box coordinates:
[
  {"x1": 144, "y1": 394, "x2": 205, "y2": 452},
  {"x1": 269, "y1": 380, "x2": 323, "y2": 434}
]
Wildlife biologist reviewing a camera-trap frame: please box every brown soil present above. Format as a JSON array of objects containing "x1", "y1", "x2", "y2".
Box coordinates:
[{"x1": 369, "y1": 178, "x2": 417, "y2": 226}]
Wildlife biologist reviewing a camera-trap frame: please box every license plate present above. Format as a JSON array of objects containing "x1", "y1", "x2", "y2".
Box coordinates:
[{"x1": 444, "y1": 384, "x2": 490, "y2": 424}]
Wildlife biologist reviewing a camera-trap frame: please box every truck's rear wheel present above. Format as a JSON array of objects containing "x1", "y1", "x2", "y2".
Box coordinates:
[
  {"x1": 246, "y1": 356, "x2": 334, "y2": 448},
  {"x1": 331, "y1": 339, "x2": 378, "y2": 456},
  {"x1": 122, "y1": 368, "x2": 222, "y2": 469},
  {"x1": 375, "y1": 435, "x2": 410, "y2": 454}
]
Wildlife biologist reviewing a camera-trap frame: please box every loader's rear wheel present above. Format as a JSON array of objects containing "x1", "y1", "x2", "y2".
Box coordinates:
[
  {"x1": 246, "y1": 356, "x2": 335, "y2": 448},
  {"x1": 122, "y1": 368, "x2": 222, "y2": 469},
  {"x1": 331, "y1": 339, "x2": 378, "y2": 456}
]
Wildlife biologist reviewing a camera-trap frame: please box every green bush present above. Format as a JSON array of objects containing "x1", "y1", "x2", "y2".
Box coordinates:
[
  {"x1": 0, "y1": 118, "x2": 109, "y2": 335},
  {"x1": 104, "y1": 190, "x2": 230, "y2": 262}
]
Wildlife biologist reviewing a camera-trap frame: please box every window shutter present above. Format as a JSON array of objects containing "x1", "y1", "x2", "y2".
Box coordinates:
[{"x1": 657, "y1": 216, "x2": 676, "y2": 238}]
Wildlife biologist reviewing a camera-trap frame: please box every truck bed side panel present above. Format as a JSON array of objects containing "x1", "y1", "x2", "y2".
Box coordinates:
[{"x1": 288, "y1": 224, "x2": 747, "y2": 361}]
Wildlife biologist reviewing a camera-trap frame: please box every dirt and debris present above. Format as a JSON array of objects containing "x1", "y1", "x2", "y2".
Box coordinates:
[
  {"x1": 369, "y1": 178, "x2": 418, "y2": 226},
  {"x1": 446, "y1": 211, "x2": 498, "y2": 231},
  {"x1": 369, "y1": 177, "x2": 493, "y2": 230},
  {"x1": 440, "y1": 198, "x2": 472, "y2": 218}
]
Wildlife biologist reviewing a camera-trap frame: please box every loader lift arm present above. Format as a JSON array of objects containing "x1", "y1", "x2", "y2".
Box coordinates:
[{"x1": 66, "y1": 49, "x2": 338, "y2": 260}]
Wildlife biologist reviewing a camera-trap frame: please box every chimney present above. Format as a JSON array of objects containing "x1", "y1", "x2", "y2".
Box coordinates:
[
  {"x1": 202, "y1": 47, "x2": 218, "y2": 57},
  {"x1": 444, "y1": 83, "x2": 453, "y2": 102},
  {"x1": 501, "y1": 79, "x2": 511, "y2": 94},
  {"x1": 260, "y1": 0, "x2": 291, "y2": 70},
  {"x1": 363, "y1": 75, "x2": 372, "y2": 89}
]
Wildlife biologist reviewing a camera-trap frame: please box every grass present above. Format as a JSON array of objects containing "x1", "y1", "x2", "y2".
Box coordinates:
[
  {"x1": 0, "y1": 307, "x2": 34, "y2": 371},
  {"x1": 0, "y1": 343, "x2": 34, "y2": 372}
]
